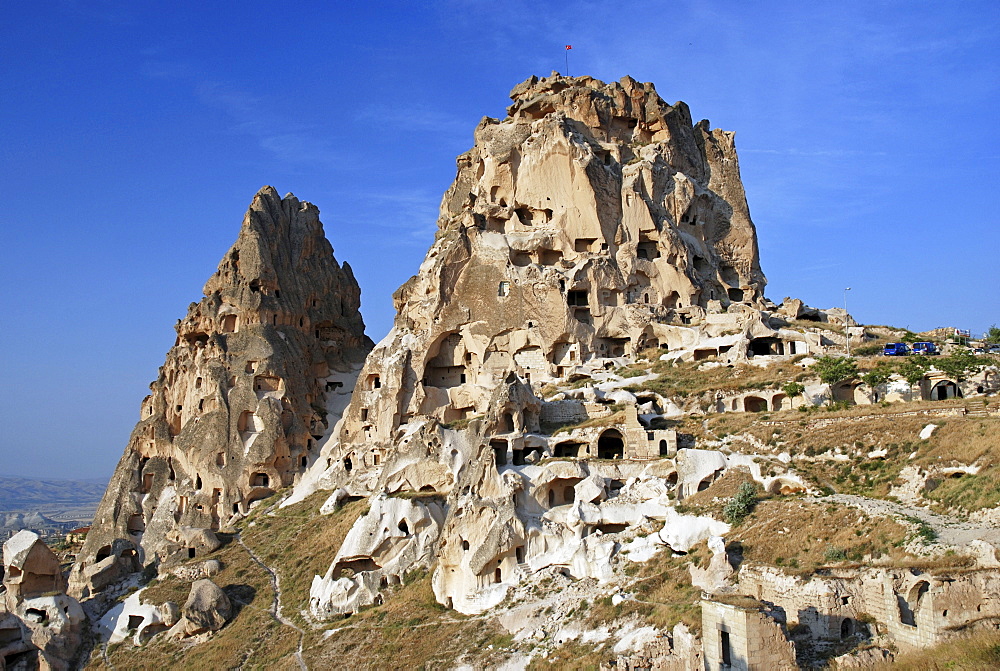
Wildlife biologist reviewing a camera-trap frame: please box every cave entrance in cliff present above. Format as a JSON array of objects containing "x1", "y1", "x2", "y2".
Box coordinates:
[
  {"x1": 503, "y1": 412, "x2": 516, "y2": 433},
  {"x1": 512, "y1": 446, "x2": 543, "y2": 466},
  {"x1": 127, "y1": 514, "x2": 145, "y2": 534},
  {"x1": 554, "y1": 441, "x2": 583, "y2": 458},
  {"x1": 771, "y1": 393, "x2": 788, "y2": 411},
  {"x1": 636, "y1": 241, "x2": 659, "y2": 260},
  {"x1": 491, "y1": 439, "x2": 508, "y2": 466},
  {"x1": 727, "y1": 288, "x2": 744, "y2": 302},
  {"x1": 749, "y1": 337, "x2": 784, "y2": 356},
  {"x1": 251, "y1": 472, "x2": 269, "y2": 487},
  {"x1": 743, "y1": 396, "x2": 767, "y2": 413},
  {"x1": 220, "y1": 314, "x2": 238, "y2": 333},
  {"x1": 254, "y1": 375, "x2": 281, "y2": 393},
  {"x1": 600, "y1": 338, "x2": 629, "y2": 358},
  {"x1": 597, "y1": 429, "x2": 624, "y2": 459}
]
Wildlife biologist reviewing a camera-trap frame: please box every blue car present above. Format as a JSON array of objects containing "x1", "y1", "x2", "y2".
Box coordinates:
[
  {"x1": 883, "y1": 343, "x2": 910, "y2": 356},
  {"x1": 911, "y1": 341, "x2": 939, "y2": 355}
]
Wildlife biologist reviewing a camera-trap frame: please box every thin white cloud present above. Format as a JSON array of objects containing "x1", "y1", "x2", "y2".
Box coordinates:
[
  {"x1": 356, "y1": 103, "x2": 469, "y2": 137},
  {"x1": 742, "y1": 148, "x2": 888, "y2": 158}
]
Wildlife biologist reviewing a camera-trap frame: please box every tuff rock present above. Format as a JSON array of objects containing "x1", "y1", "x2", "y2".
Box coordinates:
[{"x1": 70, "y1": 187, "x2": 373, "y2": 598}]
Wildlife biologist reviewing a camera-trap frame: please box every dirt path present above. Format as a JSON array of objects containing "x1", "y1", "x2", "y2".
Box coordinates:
[
  {"x1": 237, "y1": 532, "x2": 308, "y2": 670},
  {"x1": 821, "y1": 493, "x2": 1000, "y2": 547}
]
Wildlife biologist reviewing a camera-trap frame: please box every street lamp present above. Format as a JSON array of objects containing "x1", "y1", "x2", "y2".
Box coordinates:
[{"x1": 844, "y1": 288, "x2": 852, "y2": 356}]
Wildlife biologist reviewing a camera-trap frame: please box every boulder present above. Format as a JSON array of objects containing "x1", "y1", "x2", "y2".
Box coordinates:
[{"x1": 171, "y1": 579, "x2": 232, "y2": 636}]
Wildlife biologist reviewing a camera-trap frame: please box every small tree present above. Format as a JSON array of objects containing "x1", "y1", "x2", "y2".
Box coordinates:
[
  {"x1": 984, "y1": 325, "x2": 1000, "y2": 344},
  {"x1": 895, "y1": 356, "x2": 931, "y2": 401},
  {"x1": 810, "y1": 356, "x2": 859, "y2": 385},
  {"x1": 782, "y1": 381, "x2": 805, "y2": 398},
  {"x1": 723, "y1": 482, "x2": 759, "y2": 525},
  {"x1": 937, "y1": 351, "x2": 986, "y2": 382},
  {"x1": 861, "y1": 365, "x2": 892, "y2": 402}
]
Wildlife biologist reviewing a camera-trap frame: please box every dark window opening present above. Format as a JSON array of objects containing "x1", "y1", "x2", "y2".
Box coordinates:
[
  {"x1": 597, "y1": 429, "x2": 625, "y2": 459},
  {"x1": 554, "y1": 442, "x2": 581, "y2": 458},
  {"x1": 504, "y1": 413, "x2": 515, "y2": 433}
]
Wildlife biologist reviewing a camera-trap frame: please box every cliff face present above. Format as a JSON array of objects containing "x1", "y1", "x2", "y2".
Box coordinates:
[
  {"x1": 296, "y1": 74, "x2": 772, "y2": 615},
  {"x1": 71, "y1": 187, "x2": 372, "y2": 597},
  {"x1": 303, "y1": 73, "x2": 766, "y2": 486}
]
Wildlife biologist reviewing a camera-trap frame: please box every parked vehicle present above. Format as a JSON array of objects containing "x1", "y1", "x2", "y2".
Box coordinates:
[
  {"x1": 911, "y1": 341, "x2": 939, "y2": 355},
  {"x1": 883, "y1": 342, "x2": 910, "y2": 356}
]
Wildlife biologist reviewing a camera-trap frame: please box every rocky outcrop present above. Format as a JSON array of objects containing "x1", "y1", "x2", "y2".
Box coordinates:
[
  {"x1": 169, "y1": 579, "x2": 232, "y2": 637},
  {"x1": 299, "y1": 73, "x2": 774, "y2": 496},
  {"x1": 71, "y1": 187, "x2": 373, "y2": 597},
  {"x1": 2, "y1": 531, "x2": 84, "y2": 671},
  {"x1": 296, "y1": 74, "x2": 797, "y2": 616},
  {"x1": 331, "y1": 73, "x2": 765, "y2": 458}
]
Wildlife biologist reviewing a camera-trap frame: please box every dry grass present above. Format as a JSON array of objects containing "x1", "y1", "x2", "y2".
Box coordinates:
[
  {"x1": 300, "y1": 570, "x2": 508, "y2": 670},
  {"x1": 671, "y1": 468, "x2": 915, "y2": 569},
  {"x1": 528, "y1": 640, "x2": 608, "y2": 670},
  {"x1": 92, "y1": 493, "x2": 367, "y2": 670},
  {"x1": 93, "y1": 526, "x2": 300, "y2": 669},
  {"x1": 876, "y1": 630, "x2": 1000, "y2": 670},
  {"x1": 585, "y1": 551, "x2": 702, "y2": 634},
  {"x1": 629, "y1": 358, "x2": 809, "y2": 399},
  {"x1": 733, "y1": 498, "x2": 911, "y2": 570},
  {"x1": 241, "y1": 492, "x2": 367, "y2": 627},
  {"x1": 734, "y1": 409, "x2": 1000, "y2": 511}
]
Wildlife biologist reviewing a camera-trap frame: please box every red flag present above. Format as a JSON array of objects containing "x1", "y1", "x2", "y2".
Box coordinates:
[{"x1": 565, "y1": 45, "x2": 572, "y2": 50}]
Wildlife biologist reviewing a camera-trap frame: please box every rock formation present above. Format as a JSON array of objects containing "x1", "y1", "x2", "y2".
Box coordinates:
[
  {"x1": 2, "y1": 531, "x2": 84, "y2": 670},
  {"x1": 301, "y1": 73, "x2": 781, "y2": 616},
  {"x1": 70, "y1": 187, "x2": 373, "y2": 597},
  {"x1": 335, "y1": 72, "x2": 767, "y2": 450},
  {"x1": 72, "y1": 73, "x2": 1000, "y2": 669}
]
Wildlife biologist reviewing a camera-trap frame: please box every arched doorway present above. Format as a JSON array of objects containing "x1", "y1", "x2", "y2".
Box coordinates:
[{"x1": 597, "y1": 429, "x2": 624, "y2": 459}]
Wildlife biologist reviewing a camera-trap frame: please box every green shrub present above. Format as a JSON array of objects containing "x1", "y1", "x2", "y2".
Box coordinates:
[
  {"x1": 723, "y1": 482, "x2": 759, "y2": 525},
  {"x1": 823, "y1": 545, "x2": 847, "y2": 562}
]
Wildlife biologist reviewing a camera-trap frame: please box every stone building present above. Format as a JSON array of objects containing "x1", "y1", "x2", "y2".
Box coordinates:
[{"x1": 701, "y1": 595, "x2": 797, "y2": 670}]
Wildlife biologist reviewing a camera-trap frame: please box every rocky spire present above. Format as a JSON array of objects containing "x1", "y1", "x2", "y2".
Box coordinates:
[{"x1": 71, "y1": 187, "x2": 373, "y2": 597}]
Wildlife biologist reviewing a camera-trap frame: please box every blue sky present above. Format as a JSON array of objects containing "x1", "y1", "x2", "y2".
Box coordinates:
[{"x1": 1, "y1": 1, "x2": 997, "y2": 480}]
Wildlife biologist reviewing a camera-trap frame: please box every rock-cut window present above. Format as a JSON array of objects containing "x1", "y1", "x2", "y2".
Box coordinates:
[{"x1": 498, "y1": 281, "x2": 510, "y2": 297}]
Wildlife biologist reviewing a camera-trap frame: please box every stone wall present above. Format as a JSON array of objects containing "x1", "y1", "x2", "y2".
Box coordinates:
[{"x1": 701, "y1": 597, "x2": 797, "y2": 670}]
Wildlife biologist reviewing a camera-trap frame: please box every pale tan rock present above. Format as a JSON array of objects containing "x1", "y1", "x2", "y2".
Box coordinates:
[
  {"x1": 2, "y1": 532, "x2": 84, "y2": 671},
  {"x1": 169, "y1": 579, "x2": 232, "y2": 637},
  {"x1": 71, "y1": 187, "x2": 373, "y2": 597}
]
